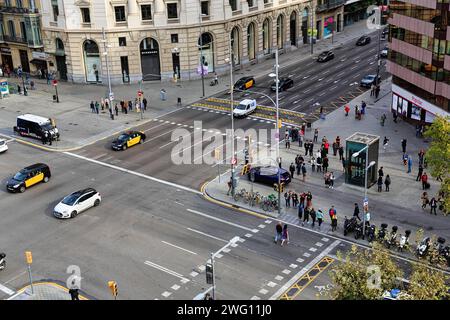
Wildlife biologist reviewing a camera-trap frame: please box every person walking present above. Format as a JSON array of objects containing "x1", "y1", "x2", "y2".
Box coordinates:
[
  {"x1": 383, "y1": 136, "x2": 389, "y2": 150},
  {"x1": 311, "y1": 156, "x2": 316, "y2": 172},
  {"x1": 421, "y1": 192, "x2": 429, "y2": 209},
  {"x1": 430, "y1": 197, "x2": 438, "y2": 215},
  {"x1": 95, "y1": 101, "x2": 99, "y2": 114},
  {"x1": 384, "y1": 175, "x2": 391, "y2": 192},
  {"x1": 227, "y1": 177, "x2": 233, "y2": 196},
  {"x1": 284, "y1": 191, "x2": 291, "y2": 208},
  {"x1": 101, "y1": 98, "x2": 105, "y2": 111},
  {"x1": 308, "y1": 142, "x2": 314, "y2": 157},
  {"x1": 370, "y1": 84, "x2": 375, "y2": 96},
  {"x1": 421, "y1": 172, "x2": 428, "y2": 190},
  {"x1": 299, "y1": 132, "x2": 304, "y2": 147},
  {"x1": 296, "y1": 160, "x2": 302, "y2": 177},
  {"x1": 143, "y1": 98, "x2": 148, "y2": 111},
  {"x1": 281, "y1": 224, "x2": 289, "y2": 246},
  {"x1": 329, "y1": 172, "x2": 335, "y2": 189},
  {"x1": 297, "y1": 202, "x2": 304, "y2": 221},
  {"x1": 416, "y1": 163, "x2": 424, "y2": 181},
  {"x1": 316, "y1": 156, "x2": 322, "y2": 173},
  {"x1": 302, "y1": 207, "x2": 310, "y2": 226},
  {"x1": 418, "y1": 149, "x2": 425, "y2": 166},
  {"x1": 331, "y1": 214, "x2": 338, "y2": 232},
  {"x1": 214, "y1": 72, "x2": 219, "y2": 85},
  {"x1": 375, "y1": 85, "x2": 381, "y2": 99},
  {"x1": 353, "y1": 203, "x2": 361, "y2": 221},
  {"x1": 407, "y1": 155, "x2": 413, "y2": 173},
  {"x1": 332, "y1": 141, "x2": 338, "y2": 157},
  {"x1": 310, "y1": 208, "x2": 317, "y2": 228},
  {"x1": 361, "y1": 101, "x2": 366, "y2": 115},
  {"x1": 338, "y1": 146, "x2": 344, "y2": 161},
  {"x1": 316, "y1": 209, "x2": 324, "y2": 229},
  {"x1": 304, "y1": 140, "x2": 309, "y2": 156},
  {"x1": 41, "y1": 132, "x2": 47, "y2": 145},
  {"x1": 378, "y1": 166, "x2": 384, "y2": 178},
  {"x1": 289, "y1": 163, "x2": 295, "y2": 179},
  {"x1": 69, "y1": 280, "x2": 80, "y2": 301},
  {"x1": 90, "y1": 101, "x2": 95, "y2": 113},
  {"x1": 128, "y1": 100, "x2": 133, "y2": 111},
  {"x1": 377, "y1": 176, "x2": 383, "y2": 192},
  {"x1": 301, "y1": 163, "x2": 307, "y2": 182},
  {"x1": 274, "y1": 222, "x2": 283, "y2": 243},
  {"x1": 401, "y1": 138, "x2": 407, "y2": 154},
  {"x1": 380, "y1": 113, "x2": 387, "y2": 126},
  {"x1": 328, "y1": 206, "x2": 336, "y2": 221},
  {"x1": 313, "y1": 128, "x2": 318, "y2": 143},
  {"x1": 299, "y1": 192, "x2": 306, "y2": 207},
  {"x1": 114, "y1": 104, "x2": 119, "y2": 116},
  {"x1": 344, "y1": 104, "x2": 350, "y2": 116},
  {"x1": 306, "y1": 191, "x2": 313, "y2": 208},
  {"x1": 285, "y1": 134, "x2": 291, "y2": 149},
  {"x1": 322, "y1": 156, "x2": 329, "y2": 173}
]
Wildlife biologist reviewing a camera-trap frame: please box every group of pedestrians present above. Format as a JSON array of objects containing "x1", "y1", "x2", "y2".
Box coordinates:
[
  {"x1": 376, "y1": 166, "x2": 391, "y2": 192},
  {"x1": 370, "y1": 84, "x2": 381, "y2": 99},
  {"x1": 89, "y1": 97, "x2": 148, "y2": 119},
  {"x1": 420, "y1": 191, "x2": 445, "y2": 215}
]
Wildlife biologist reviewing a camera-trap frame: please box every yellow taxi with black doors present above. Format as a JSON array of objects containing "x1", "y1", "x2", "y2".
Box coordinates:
[
  {"x1": 6, "y1": 163, "x2": 51, "y2": 193},
  {"x1": 111, "y1": 131, "x2": 146, "y2": 151}
]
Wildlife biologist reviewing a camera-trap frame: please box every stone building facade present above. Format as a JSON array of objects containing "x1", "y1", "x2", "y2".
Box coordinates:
[{"x1": 40, "y1": 0, "x2": 345, "y2": 84}]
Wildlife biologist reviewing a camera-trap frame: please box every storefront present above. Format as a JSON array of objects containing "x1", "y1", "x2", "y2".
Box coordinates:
[
  {"x1": 391, "y1": 84, "x2": 450, "y2": 124},
  {"x1": 1, "y1": 47, "x2": 13, "y2": 71},
  {"x1": 30, "y1": 51, "x2": 49, "y2": 75}
]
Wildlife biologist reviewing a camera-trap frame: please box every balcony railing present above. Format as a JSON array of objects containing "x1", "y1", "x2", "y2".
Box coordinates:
[
  {"x1": 2, "y1": 35, "x2": 27, "y2": 43},
  {"x1": 316, "y1": 0, "x2": 346, "y2": 13},
  {"x1": 0, "y1": 6, "x2": 40, "y2": 14}
]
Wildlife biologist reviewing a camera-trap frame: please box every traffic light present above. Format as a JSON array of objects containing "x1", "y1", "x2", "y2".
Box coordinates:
[
  {"x1": 205, "y1": 263, "x2": 214, "y2": 285},
  {"x1": 108, "y1": 281, "x2": 118, "y2": 298},
  {"x1": 241, "y1": 164, "x2": 250, "y2": 175},
  {"x1": 273, "y1": 182, "x2": 285, "y2": 193},
  {"x1": 278, "y1": 119, "x2": 282, "y2": 129},
  {"x1": 273, "y1": 183, "x2": 278, "y2": 192}
]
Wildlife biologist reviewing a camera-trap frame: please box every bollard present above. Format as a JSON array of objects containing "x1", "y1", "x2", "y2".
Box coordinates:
[{"x1": 177, "y1": 97, "x2": 181, "y2": 106}]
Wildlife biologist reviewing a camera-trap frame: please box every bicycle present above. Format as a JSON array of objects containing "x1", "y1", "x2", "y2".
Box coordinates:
[
  {"x1": 233, "y1": 188, "x2": 248, "y2": 202},
  {"x1": 261, "y1": 194, "x2": 279, "y2": 212}
]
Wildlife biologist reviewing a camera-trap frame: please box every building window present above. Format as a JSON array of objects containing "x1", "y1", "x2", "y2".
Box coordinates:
[
  {"x1": 229, "y1": 0, "x2": 237, "y2": 11},
  {"x1": 141, "y1": 4, "x2": 152, "y2": 21},
  {"x1": 201, "y1": 1, "x2": 209, "y2": 16},
  {"x1": 5, "y1": 0, "x2": 11, "y2": 7},
  {"x1": 171, "y1": 34, "x2": 178, "y2": 43},
  {"x1": 52, "y1": 4, "x2": 59, "y2": 22},
  {"x1": 20, "y1": 21, "x2": 27, "y2": 41},
  {"x1": 81, "y1": 8, "x2": 91, "y2": 23},
  {"x1": 167, "y1": 3, "x2": 178, "y2": 19},
  {"x1": 114, "y1": 6, "x2": 126, "y2": 22},
  {"x1": 247, "y1": 0, "x2": 254, "y2": 7},
  {"x1": 119, "y1": 37, "x2": 127, "y2": 46},
  {"x1": 8, "y1": 20, "x2": 15, "y2": 38},
  {"x1": 16, "y1": 0, "x2": 23, "y2": 8}
]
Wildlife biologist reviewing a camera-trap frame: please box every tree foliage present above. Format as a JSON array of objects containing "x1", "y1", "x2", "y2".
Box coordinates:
[{"x1": 423, "y1": 115, "x2": 450, "y2": 215}]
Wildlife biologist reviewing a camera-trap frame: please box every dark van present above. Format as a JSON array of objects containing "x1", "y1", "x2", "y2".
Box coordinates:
[
  {"x1": 14, "y1": 114, "x2": 60, "y2": 141},
  {"x1": 6, "y1": 163, "x2": 51, "y2": 193}
]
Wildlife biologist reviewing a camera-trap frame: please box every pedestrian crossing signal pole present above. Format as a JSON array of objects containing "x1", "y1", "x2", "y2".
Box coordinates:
[
  {"x1": 108, "y1": 281, "x2": 118, "y2": 300},
  {"x1": 25, "y1": 251, "x2": 34, "y2": 295}
]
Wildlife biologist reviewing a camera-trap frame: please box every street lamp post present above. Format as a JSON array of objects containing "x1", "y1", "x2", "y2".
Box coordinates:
[
  {"x1": 376, "y1": 23, "x2": 382, "y2": 87},
  {"x1": 352, "y1": 145, "x2": 376, "y2": 238},
  {"x1": 102, "y1": 28, "x2": 113, "y2": 106},
  {"x1": 227, "y1": 36, "x2": 236, "y2": 198},
  {"x1": 310, "y1": 0, "x2": 314, "y2": 55},
  {"x1": 199, "y1": 12, "x2": 206, "y2": 98}
]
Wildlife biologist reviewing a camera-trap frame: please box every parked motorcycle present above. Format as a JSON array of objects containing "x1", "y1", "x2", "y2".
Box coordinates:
[
  {"x1": 354, "y1": 222, "x2": 364, "y2": 240},
  {"x1": 441, "y1": 246, "x2": 450, "y2": 267},
  {"x1": 0, "y1": 253, "x2": 5, "y2": 271},
  {"x1": 385, "y1": 226, "x2": 398, "y2": 249},
  {"x1": 366, "y1": 224, "x2": 376, "y2": 242},
  {"x1": 430, "y1": 237, "x2": 447, "y2": 265},
  {"x1": 416, "y1": 237, "x2": 431, "y2": 258},
  {"x1": 343, "y1": 216, "x2": 358, "y2": 236},
  {"x1": 397, "y1": 230, "x2": 411, "y2": 252},
  {"x1": 377, "y1": 223, "x2": 388, "y2": 243}
]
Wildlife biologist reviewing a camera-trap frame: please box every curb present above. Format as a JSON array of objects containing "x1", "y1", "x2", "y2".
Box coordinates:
[{"x1": 9, "y1": 281, "x2": 91, "y2": 300}]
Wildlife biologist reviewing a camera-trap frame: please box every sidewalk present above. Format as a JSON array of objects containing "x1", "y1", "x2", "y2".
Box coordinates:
[
  {"x1": 8, "y1": 282, "x2": 90, "y2": 300},
  {"x1": 0, "y1": 21, "x2": 376, "y2": 150},
  {"x1": 204, "y1": 77, "x2": 450, "y2": 251}
]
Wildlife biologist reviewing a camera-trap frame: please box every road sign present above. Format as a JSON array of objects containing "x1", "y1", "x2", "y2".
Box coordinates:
[
  {"x1": 52, "y1": 80, "x2": 58, "y2": 86},
  {"x1": 109, "y1": 92, "x2": 114, "y2": 101},
  {"x1": 231, "y1": 158, "x2": 237, "y2": 165},
  {"x1": 25, "y1": 251, "x2": 32, "y2": 264},
  {"x1": 137, "y1": 90, "x2": 143, "y2": 97}
]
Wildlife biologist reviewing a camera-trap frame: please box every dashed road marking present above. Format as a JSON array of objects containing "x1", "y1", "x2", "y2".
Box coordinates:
[
  {"x1": 267, "y1": 282, "x2": 277, "y2": 288},
  {"x1": 251, "y1": 296, "x2": 261, "y2": 300},
  {"x1": 275, "y1": 275, "x2": 284, "y2": 281},
  {"x1": 189, "y1": 271, "x2": 199, "y2": 277},
  {"x1": 215, "y1": 253, "x2": 223, "y2": 258},
  {"x1": 309, "y1": 247, "x2": 317, "y2": 252},
  {"x1": 315, "y1": 242, "x2": 324, "y2": 247},
  {"x1": 258, "y1": 224, "x2": 266, "y2": 228},
  {"x1": 296, "y1": 258, "x2": 304, "y2": 263},
  {"x1": 282, "y1": 269, "x2": 292, "y2": 275},
  {"x1": 245, "y1": 233, "x2": 253, "y2": 238},
  {"x1": 222, "y1": 248, "x2": 231, "y2": 253},
  {"x1": 198, "y1": 265, "x2": 206, "y2": 272},
  {"x1": 162, "y1": 291, "x2": 172, "y2": 298},
  {"x1": 322, "y1": 238, "x2": 329, "y2": 242},
  {"x1": 289, "y1": 264, "x2": 298, "y2": 269},
  {"x1": 259, "y1": 289, "x2": 269, "y2": 295},
  {"x1": 171, "y1": 284, "x2": 181, "y2": 291},
  {"x1": 303, "y1": 252, "x2": 311, "y2": 257}
]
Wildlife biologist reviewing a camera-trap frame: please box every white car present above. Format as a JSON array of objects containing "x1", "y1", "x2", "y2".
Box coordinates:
[
  {"x1": 54, "y1": 188, "x2": 101, "y2": 219},
  {"x1": 233, "y1": 99, "x2": 257, "y2": 118},
  {"x1": 0, "y1": 139, "x2": 8, "y2": 153}
]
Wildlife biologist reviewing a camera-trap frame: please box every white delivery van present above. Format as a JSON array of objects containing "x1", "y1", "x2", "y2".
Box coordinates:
[{"x1": 233, "y1": 99, "x2": 257, "y2": 118}]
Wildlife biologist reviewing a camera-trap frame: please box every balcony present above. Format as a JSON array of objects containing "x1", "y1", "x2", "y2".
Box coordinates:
[
  {"x1": 316, "y1": 0, "x2": 345, "y2": 13},
  {"x1": 2, "y1": 35, "x2": 27, "y2": 44},
  {"x1": 0, "y1": 6, "x2": 40, "y2": 15}
]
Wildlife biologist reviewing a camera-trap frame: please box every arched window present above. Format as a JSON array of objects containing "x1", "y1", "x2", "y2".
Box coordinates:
[
  {"x1": 231, "y1": 27, "x2": 240, "y2": 66},
  {"x1": 83, "y1": 40, "x2": 100, "y2": 82},
  {"x1": 277, "y1": 15, "x2": 284, "y2": 49},
  {"x1": 262, "y1": 18, "x2": 270, "y2": 54},
  {"x1": 199, "y1": 32, "x2": 214, "y2": 72},
  {"x1": 247, "y1": 23, "x2": 256, "y2": 61}
]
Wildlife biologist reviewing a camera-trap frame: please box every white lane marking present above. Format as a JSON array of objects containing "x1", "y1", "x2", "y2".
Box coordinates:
[
  {"x1": 143, "y1": 122, "x2": 168, "y2": 132},
  {"x1": 303, "y1": 89, "x2": 311, "y2": 93},
  {"x1": 269, "y1": 240, "x2": 341, "y2": 300},
  {"x1": 144, "y1": 128, "x2": 178, "y2": 144},
  {"x1": 187, "y1": 209, "x2": 258, "y2": 233},
  {"x1": 322, "y1": 237, "x2": 329, "y2": 242},
  {"x1": 259, "y1": 289, "x2": 269, "y2": 295},
  {"x1": 230, "y1": 243, "x2": 238, "y2": 248},
  {"x1": 215, "y1": 253, "x2": 223, "y2": 258},
  {"x1": 251, "y1": 296, "x2": 261, "y2": 300},
  {"x1": 265, "y1": 220, "x2": 273, "y2": 224},
  {"x1": 180, "y1": 279, "x2": 189, "y2": 284},
  {"x1": 274, "y1": 275, "x2": 284, "y2": 281},
  {"x1": 245, "y1": 233, "x2": 253, "y2": 238},
  {"x1": 282, "y1": 269, "x2": 291, "y2": 275},
  {"x1": 318, "y1": 92, "x2": 326, "y2": 96},
  {"x1": 315, "y1": 242, "x2": 324, "y2": 247},
  {"x1": 162, "y1": 291, "x2": 172, "y2": 298},
  {"x1": 237, "y1": 238, "x2": 245, "y2": 243},
  {"x1": 222, "y1": 248, "x2": 231, "y2": 253},
  {"x1": 258, "y1": 224, "x2": 266, "y2": 229},
  {"x1": 65, "y1": 152, "x2": 202, "y2": 195},
  {"x1": 198, "y1": 265, "x2": 206, "y2": 272},
  {"x1": 190, "y1": 271, "x2": 199, "y2": 277},
  {"x1": 91, "y1": 153, "x2": 108, "y2": 160},
  {"x1": 161, "y1": 241, "x2": 198, "y2": 255},
  {"x1": 296, "y1": 258, "x2": 304, "y2": 263},
  {"x1": 351, "y1": 65, "x2": 358, "y2": 70},
  {"x1": 0, "y1": 283, "x2": 15, "y2": 296},
  {"x1": 186, "y1": 227, "x2": 228, "y2": 243},
  {"x1": 289, "y1": 264, "x2": 298, "y2": 269},
  {"x1": 267, "y1": 281, "x2": 277, "y2": 288},
  {"x1": 174, "y1": 201, "x2": 184, "y2": 206},
  {"x1": 309, "y1": 247, "x2": 317, "y2": 252},
  {"x1": 337, "y1": 72, "x2": 345, "y2": 77},
  {"x1": 329, "y1": 86, "x2": 338, "y2": 91},
  {"x1": 144, "y1": 261, "x2": 190, "y2": 282},
  {"x1": 303, "y1": 252, "x2": 311, "y2": 257},
  {"x1": 171, "y1": 284, "x2": 181, "y2": 291}
]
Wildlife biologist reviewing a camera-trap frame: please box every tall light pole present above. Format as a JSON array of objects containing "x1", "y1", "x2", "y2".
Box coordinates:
[
  {"x1": 352, "y1": 145, "x2": 376, "y2": 238},
  {"x1": 310, "y1": 0, "x2": 314, "y2": 55},
  {"x1": 199, "y1": 11, "x2": 206, "y2": 98},
  {"x1": 376, "y1": 18, "x2": 382, "y2": 87},
  {"x1": 227, "y1": 35, "x2": 236, "y2": 198},
  {"x1": 269, "y1": 50, "x2": 280, "y2": 215},
  {"x1": 102, "y1": 28, "x2": 113, "y2": 105}
]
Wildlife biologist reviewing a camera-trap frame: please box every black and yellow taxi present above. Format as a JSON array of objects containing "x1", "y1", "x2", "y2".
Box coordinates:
[
  {"x1": 6, "y1": 163, "x2": 51, "y2": 193},
  {"x1": 234, "y1": 76, "x2": 255, "y2": 91},
  {"x1": 111, "y1": 131, "x2": 146, "y2": 151}
]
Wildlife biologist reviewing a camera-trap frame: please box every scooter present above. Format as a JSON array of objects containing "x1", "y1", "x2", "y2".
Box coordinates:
[
  {"x1": 210, "y1": 80, "x2": 218, "y2": 86},
  {"x1": 354, "y1": 222, "x2": 364, "y2": 240},
  {"x1": 0, "y1": 253, "x2": 5, "y2": 271},
  {"x1": 441, "y1": 246, "x2": 450, "y2": 267},
  {"x1": 385, "y1": 226, "x2": 398, "y2": 249},
  {"x1": 397, "y1": 230, "x2": 411, "y2": 252},
  {"x1": 416, "y1": 237, "x2": 431, "y2": 258},
  {"x1": 366, "y1": 224, "x2": 376, "y2": 242},
  {"x1": 430, "y1": 237, "x2": 447, "y2": 265},
  {"x1": 343, "y1": 216, "x2": 358, "y2": 236},
  {"x1": 377, "y1": 223, "x2": 388, "y2": 243}
]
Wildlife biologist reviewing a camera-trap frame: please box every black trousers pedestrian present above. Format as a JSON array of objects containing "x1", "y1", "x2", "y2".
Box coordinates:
[
  {"x1": 422, "y1": 182, "x2": 426, "y2": 190},
  {"x1": 378, "y1": 185, "x2": 382, "y2": 192},
  {"x1": 314, "y1": 136, "x2": 318, "y2": 143},
  {"x1": 290, "y1": 171, "x2": 295, "y2": 179},
  {"x1": 416, "y1": 172, "x2": 422, "y2": 181},
  {"x1": 385, "y1": 185, "x2": 390, "y2": 192},
  {"x1": 311, "y1": 218, "x2": 316, "y2": 227},
  {"x1": 318, "y1": 218, "x2": 323, "y2": 227},
  {"x1": 430, "y1": 207, "x2": 437, "y2": 215}
]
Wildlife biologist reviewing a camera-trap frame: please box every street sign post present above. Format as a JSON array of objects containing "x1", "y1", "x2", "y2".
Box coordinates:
[
  {"x1": 52, "y1": 80, "x2": 59, "y2": 103},
  {"x1": 214, "y1": 148, "x2": 221, "y2": 183},
  {"x1": 109, "y1": 92, "x2": 114, "y2": 101},
  {"x1": 24, "y1": 251, "x2": 34, "y2": 294}
]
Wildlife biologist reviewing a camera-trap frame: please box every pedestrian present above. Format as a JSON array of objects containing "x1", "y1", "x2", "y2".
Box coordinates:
[
  {"x1": 418, "y1": 149, "x2": 425, "y2": 166},
  {"x1": 370, "y1": 84, "x2": 375, "y2": 96},
  {"x1": 353, "y1": 203, "x2": 361, "y2": 221},
  {"x1": 322, "y1": 156, "x2": 329, "y2": 173},
  {"x1": 281, "y1": 224, "x2": 289, "y2": 246},
  {"x1": 69, "y1": 280, "x2": 80, "y2": 301},
  {"x1": 378, "y1": 166, "x2": 384, "y2": 178},
  {"x1": 314, "y1": 128, "x2": 318, "y2": 143},
  {"x1": 329, "y1": 172, "x2": 335, "y2": 189},
  {"x1": 316, "y1": 156, "x2": 322, "y2": 173},
  {"x1": 430, "y1": 197, "x2": 438, "y2": 215},
  {"x1": 299, "y1": 192, "x2": 306, "y2": 207},
  {"x1": 301, "y1": 163, "x2": 307, "y2": 182},
  {"x1": 143, "y1": 97, "x2": 148, "y2": 111},
  {"x1": 289, "y1": 163, "x2": 295, "y2": 179},
  {"x1": 401, "y1": 138, "x2": 407, "y2": 154},
  {"x1": 299, "y1": 132, "x2": 304, "y2": 147},
  {"x1": 284, "y1": 191, "x2": 290, "y2": 207},
  {"x1": 115, "y1": 104, "x2": 119, "y2": 116},
  {"x1": 338, "y1": 146, "x2": 344, "y2": 160},
  {"x1": 120, "y1": 100, "x2": 125, "y2": 113},
  {"x1": 302, "y1": 206, "x2": 310, "y2": 226},
  {"x1": 128, "y1": 100, "x2": 133, "y2": 111},
  {"x1": 296, "y1": 160, "x2": 301, "y2": 176},
  {"x1": 377, "y1": 176, "x2": 383, "y2": 192},
  {"x1": 421, "y1": 192, "x2": 429, "y2": 209},
  {"x1": 383, "y1": 136, "x2": 389, "y2": 150},
  {"x1": 274, "y1": 222, "x2": 283, "y2": 243},
  {"x1": 332, "y1": 141, "x2": 338, "y2": 156},
  {"x1": 331, "y1": 214, "x2": 338, "y2": 232},
  {"x1": 316, "y1": 209, "x2": 324, "y2": 229},
  {"x1": 361, "y1": 101, "x2": 366, "y2": 115},
  {"x1": 95, "y1": 101, "x2": 99, "y2": 114},
  {"x1": 311, "y1": 156, "x2": 316, "y2": 172},
  {"x1": 292, "y1": 193, "x2": 298, "y2": 208},
  {"x1": 41, "y1": 132, "x2": 47, "y2": 145},
  {"x1": 344, "y1": 104, "x2": 350, "y2": 116},
  {"x1": 310, "y1": 208, "x2": 317, "y2": 228},
  {"x1": 393, "y1": 110, "x2": 398, "y2": 123},
  {"x1": 375, "y1": 85, "x2": 380, "y2": 98},
  {"x1": 380, "y1": 113, "x2": 387, "y2": 126},
  {"x1": 101, "y1": 98, "x2": 105, "y2": 111},
  {"x1": 384, "y1": 174, "x2": 391, "y2": 192},
  {"x1": 298, "y1": 202, "x2": 304, "y2": 220},
  {"x1": 421, "y1": 172, "x2": 429, "y2": 190},
  {"x1": 415, "y1": 163, "x2": 424, "y2": 181},
  {"x1": 304, "y1": 140, "x2": 309, "y2": 156},
  {"x1": 285, "y1": 135, "x2": 291, "y2": 149},
  {"x1": 306, "y1": 191, "x2": 313, "y2": 208},
  {"x1": 90, "y1": 101, "x2": 95, "y2": 113},
  {"x1": 214, "y1": 72, "x2": 218, "y2": 85},
  {"x1": 227, "y1": 177, "x2": 233, "y2": 195},
  {"x1": 407, "y1": 155, "x2": 412, "y2": 173},
  {"x1": 328, "y1": 205, "x2": 336, "y2": 221},
  {"x1": 324, "y1": 172, "x2": 331, "y2": 188}
]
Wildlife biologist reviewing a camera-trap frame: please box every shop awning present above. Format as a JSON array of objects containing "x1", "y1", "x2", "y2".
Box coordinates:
[{"x1": 30, "y1": 59, "x2": 47, "y2": 64}]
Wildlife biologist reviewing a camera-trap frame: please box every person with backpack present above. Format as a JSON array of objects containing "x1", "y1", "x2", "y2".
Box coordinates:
[
  {"x1": 331, "y1": 214, "x2": 338, "y2": 232},
  {"x1": 316, "y1": 209, "x2": 324, "y2": 229},
  {"x1": 274, "y1": 222, "x2": 283, "y2": 244},
  {"x1": 329, "y1": 205, "x2": 336, "y2": 221},
  {"x1": 289, "y1": 163, "x2": 295, "y2": 179},
  {"x1": 384, "y1": 175, "x2": 391, "y2": 192},
  {"x1": 310, "y1": 208, "x2": 317, "y2": 228},
  {"x1": 281, "y1": 224, "x2": 289, "y2": 246}
]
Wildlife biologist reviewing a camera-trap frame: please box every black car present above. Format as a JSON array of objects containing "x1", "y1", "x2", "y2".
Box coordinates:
[
  {"x1": 317, "y1": 50, "x2": 334, "y2": 62},
  {"x1": 248, "y1": 166, "x2": 291, "y2": 186},
  {"x1": 234, "y1": 76, "x2": 255, "y2": 91},
  {"x1": 356, "y1": 35, "x2": 371, "y2": 46},
  {"x1": 7, "y1": 163, "x2": 51, "y2": 193},
  {"x1": 111, "y1": 131, "x2": 146, "y2": 151},
  {"x1": 381, "y1": 27, "x2": 388, "y2": 40},
  {"x1": 270, "y1": 77, "x2": 294, "y2": 91}
]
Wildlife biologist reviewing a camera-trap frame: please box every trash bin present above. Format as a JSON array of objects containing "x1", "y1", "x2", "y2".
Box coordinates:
[
  {"x1": 177, "y1": 97, "x2": 181, "y2": 106},
  {"x1": 53, "y1": 95, "x2": 57, "y2": 101},
  {"x1": 160, "y1": 89, "x2": 167, "y2": 101}
]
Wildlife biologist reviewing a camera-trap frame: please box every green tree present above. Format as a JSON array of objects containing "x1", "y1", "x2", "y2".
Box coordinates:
[
  {"x1": 423, "y1": 115, "x2": 450, "y2": 215},
  {"x1": 408, "y1": 262, "x2": 449, "y2": 300}
]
